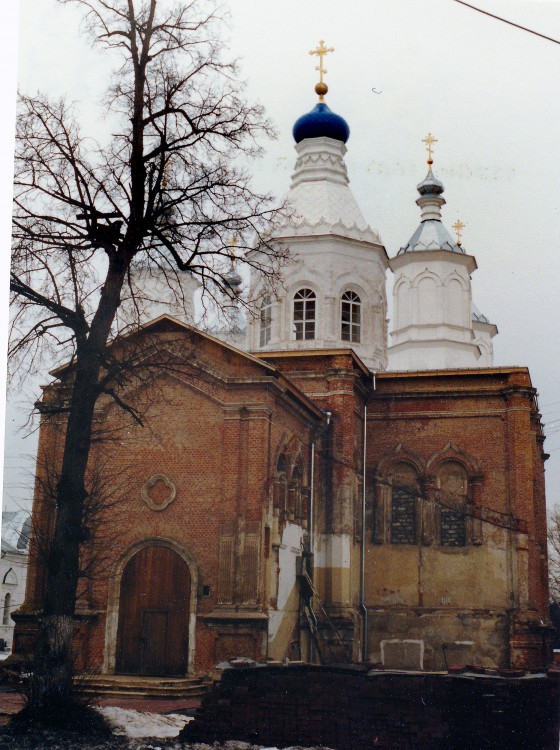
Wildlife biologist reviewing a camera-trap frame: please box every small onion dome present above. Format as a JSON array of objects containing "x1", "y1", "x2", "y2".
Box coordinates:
[
  {"x1": 472, "y1": 303, "x2": 490, "y2": 324},
  {"x1": 224, "y1": 270, "x2": 242, "y2": 295},
  {"x1": 417, "y1": 170, "x2": 444, "y2": 196},
  {"x1": 293, "y1": 102, "x2": 350, "y2": 144}
]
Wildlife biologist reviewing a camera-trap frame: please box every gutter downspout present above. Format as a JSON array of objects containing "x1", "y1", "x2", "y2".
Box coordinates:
[
  {"x1": 308, "y1": 440, "x2": 316, "y2": 664},
  {"x1": 309, "y1": 442, "x2": 315, "y2": 556},
  {"x1": 360, "y1": 403, "x2": 368, "y2": 661},
  {"x1": 360, "y1": 376, "x2": 375, "y2": 662},
  {"x1": 308, "y1": 412, "x2": 331, "y2": 663}
]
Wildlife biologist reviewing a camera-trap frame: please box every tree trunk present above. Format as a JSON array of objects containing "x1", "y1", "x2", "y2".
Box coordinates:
[
  {"x1": 29, "y1": 260, "x2": 129, "y2": 710},
  {"x1": 27, "y1": 615, "x2": 74, "y2": 711}
]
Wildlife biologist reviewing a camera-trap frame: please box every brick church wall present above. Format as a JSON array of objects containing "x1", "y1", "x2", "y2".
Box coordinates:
[
  {"x1": 14, "y1": 324, "x2": 326, "y2": 674},
  {"x1": 15, "y1": 323, "x2": 552, "y2": 675}
]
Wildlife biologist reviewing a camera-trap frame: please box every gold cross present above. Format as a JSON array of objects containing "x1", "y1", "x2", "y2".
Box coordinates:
[
  {"x1": 422, "y1": 132, "x2": 438, "y2": 165},
  {"x1": 452, "y1": 219, "x2": 465, "y2": 246},
  {"x1": 229, "y1": 233, "x2": 238, "y2": 271},
  {"x1": 309, "y1": 39, "x2": 334, "y2": 84}
]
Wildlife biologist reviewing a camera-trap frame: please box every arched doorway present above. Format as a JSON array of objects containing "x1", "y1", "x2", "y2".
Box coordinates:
[{"x1": 115, "y1": 545, "x2": 191, "y2": 676}]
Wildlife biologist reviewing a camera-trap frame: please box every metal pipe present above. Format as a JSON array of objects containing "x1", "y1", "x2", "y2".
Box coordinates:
[
  {"x1": 308, "y1": 440, "x2": 315, "y2": 664},
  {"x1": 360, "y1": 402, "x2": 368, "y2": 662},
  {"x1": 309, "y1": 441, "x2": 315, "y2": 553}
]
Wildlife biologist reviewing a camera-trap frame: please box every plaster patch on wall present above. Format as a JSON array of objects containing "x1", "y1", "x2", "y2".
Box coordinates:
[
  {"x1": 381, "y1": 639, "x2": 424, "y2": 671},
  {"x1": 314, "y1": 533, "x2": 352, "y2": 569},
  {"x1": 268, "y1": 522, "x2": 304, "y2": 649}
]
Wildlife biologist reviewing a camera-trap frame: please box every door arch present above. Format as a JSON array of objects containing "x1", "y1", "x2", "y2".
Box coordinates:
[{"x1": 115, "y1": 545, "x2": 191, "y2": 676}]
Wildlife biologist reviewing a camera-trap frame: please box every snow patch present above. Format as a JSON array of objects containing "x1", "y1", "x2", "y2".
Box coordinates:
[{"x1": 97, "y1": 706, "x2": 191, "y2": 738}]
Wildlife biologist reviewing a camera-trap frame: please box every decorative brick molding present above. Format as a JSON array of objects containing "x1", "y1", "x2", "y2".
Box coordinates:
[{"x1": 141, "y1": 474, "x2": 176, "y2": 511}]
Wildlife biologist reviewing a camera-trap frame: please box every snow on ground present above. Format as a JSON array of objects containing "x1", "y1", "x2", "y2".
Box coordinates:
[
  {"x1": 89, "y1": 707, "x2": 335, "y2": 749},
  {"x1": 97, "y1": 706, "x2": 191, "y2": 738}
]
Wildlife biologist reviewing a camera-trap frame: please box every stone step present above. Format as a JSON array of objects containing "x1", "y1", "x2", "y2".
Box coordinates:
[
  {"x1": 77, "y1": 676, "x2": 203, "y2": 689},
  {"x1": 79, "y1": 686, "x2": 208, "y2": 699},
  {"x1": 75, "y1": 674, "x2": 210, "y2": 699}
]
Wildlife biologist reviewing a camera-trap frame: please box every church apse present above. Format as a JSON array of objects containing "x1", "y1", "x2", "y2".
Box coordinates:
[{"x1": 365, "y1": 367, "x2": 549, "y2": 671}]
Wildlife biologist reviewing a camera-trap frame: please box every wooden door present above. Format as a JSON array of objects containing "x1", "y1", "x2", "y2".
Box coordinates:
[
  {"x1": 141, "y1": 610, "x2": 169, "y2": 676},
  {"x1": 116, "y1": 545, "x2": 190, "y2": 676}
]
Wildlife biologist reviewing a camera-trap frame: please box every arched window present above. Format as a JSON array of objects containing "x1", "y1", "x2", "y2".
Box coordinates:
[
  {"x1": 2, "y1": 593, "x2": 11, "y2": 626},
  {"x1": 293, "y1": 289, "x2": 316, "y2": 341},
  {"x1": 272, "y1": 452, "x2": 309, "y2": 527},
  {"x1": 260, "y1": 295, "x2": 272, "y2": 347},
  {"x1": 417, "y1": 276, "x2": 439, "y2": 324},
  {"x1": 390, "y1": 462, "x2": 420, "y2": 545},
  {"x1": 437, "y1": 461, "x2": 468, "y2": 546},
  {"x1": 447, "y1": 279, "x2": 464, "y2": 327},
  {"x1": 395, "y1": 280, "x2": 409, "y2": 330},
  {"x1": 274, "y1": 454, "x2": 288, "y2": 514},
  {"x1": 341, "y1": 291, "x2": 361, "y2": 343},
  {"x1": 290, "y1": 465, "x2": 303, "y2": 521},
  {"x1": 2, "y1": 568, "x2": 17, "y2": 586}
]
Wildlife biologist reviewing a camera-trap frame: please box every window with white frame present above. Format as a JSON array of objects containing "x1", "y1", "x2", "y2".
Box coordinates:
[
  {"x1": 260, "y1": 295, "x2": 272, "y2": 347},
  {"x1": 293, "y1": 288, "x2": 316, "y2": 341},
  {"x1": 341, "y1": 291, "x2": 361, "y2": 343}
]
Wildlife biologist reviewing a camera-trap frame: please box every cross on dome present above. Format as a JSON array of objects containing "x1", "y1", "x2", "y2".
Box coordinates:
[
  {"x1": 309, "y1": 39, "x2": 335, "y2": 101},
  {"x1": 229, "y1": 233, "x2": 238, "y2": 271},
  {"x1": 292, "y1": 40, "x2": 349, "y2": 144},
  {"x1": 453, "y1": 219, "x2": 466, "y2": 246},
  {"x1": 422, "y1": 132, "x2": 438, "y2": 166}
]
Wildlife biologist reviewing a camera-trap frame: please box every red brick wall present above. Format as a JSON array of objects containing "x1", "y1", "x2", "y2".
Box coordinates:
[{"x1": 15, "y1": 328, "x2": 325, "y2": 673}]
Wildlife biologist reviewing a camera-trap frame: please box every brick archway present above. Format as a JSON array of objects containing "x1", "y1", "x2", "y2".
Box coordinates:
[
  {"x1": 115, "y1": 545, "x2": 190, "y2": 676},
  {"x1": 103, "y1": 537, "x2": 198, "y2": 675}
]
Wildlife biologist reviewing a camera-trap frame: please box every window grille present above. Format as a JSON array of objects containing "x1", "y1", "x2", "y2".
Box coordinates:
[
  {"x1": 390, "y1": 488, "x2": 417, "y2": 544},
  {"x1": 438, "y1": 461, "x2": 468, "y2": 547}
]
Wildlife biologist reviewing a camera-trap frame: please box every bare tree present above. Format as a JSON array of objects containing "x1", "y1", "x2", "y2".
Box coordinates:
[
  {"x1": 548, "y1": 505, "x2": 560, "y2": 604},
  {"x1": 30, "y1": 455, "x2": 131, "y2": 596},
  {"x1": 10, "y1": 0, "x2": 287, "y2": 716}
]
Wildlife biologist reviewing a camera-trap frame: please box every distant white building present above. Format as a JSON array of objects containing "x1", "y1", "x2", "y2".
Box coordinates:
[{"x1": 1, "y1": 511, "x2": 31, "y2": 652}]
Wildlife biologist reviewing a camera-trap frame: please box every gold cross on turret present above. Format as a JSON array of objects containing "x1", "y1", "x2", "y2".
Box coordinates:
[
  {"x1": 422, "y1": 132, "x2": 438, "y2": 166},
  {"x1": 452, "y1": 219, "x2": 465, "y2": 246},
  {"x1": 229, "y1": 233, "x2": 237, "y2": 271},
  {"x1": 309, "y1": 39, "x2": 334, "y2": 101}
]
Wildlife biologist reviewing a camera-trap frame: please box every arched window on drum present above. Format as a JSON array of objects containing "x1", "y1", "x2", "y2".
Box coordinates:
[
  {"x1": 260, "y1": 294, "x2": 272, "y2": 347},
  {"x1": 341, "y1": 291, "x2": 361, "y2": 343},
  {"x1": 293, "y1": 289, "x2": 316, "y2": 341}
]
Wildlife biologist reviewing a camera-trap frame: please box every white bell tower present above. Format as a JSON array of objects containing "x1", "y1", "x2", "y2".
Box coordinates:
[
  {"x1": 388, "y1": 135, "x2": 497, "y2": 371},
  {"x1": 247, "y1": 69, "x2": 388, "y2": 371}
]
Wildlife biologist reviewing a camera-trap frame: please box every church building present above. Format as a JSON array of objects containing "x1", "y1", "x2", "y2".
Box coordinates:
[{"x1": 14, "y1": 47, "x2": 551, "y2": 677}]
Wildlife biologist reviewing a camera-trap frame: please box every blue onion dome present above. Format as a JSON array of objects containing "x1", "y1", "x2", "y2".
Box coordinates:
[
  {"x1": 417, "y1": 169, "x2": 444, "y2": 196},
  {"x1": 293, "y1": 102, "x2": 350, "y2": 144}
]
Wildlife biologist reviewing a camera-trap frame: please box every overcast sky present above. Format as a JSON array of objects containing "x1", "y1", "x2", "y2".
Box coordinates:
[{"x1": 2, "y1": 0, "x2": 560, "y2": 512}]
